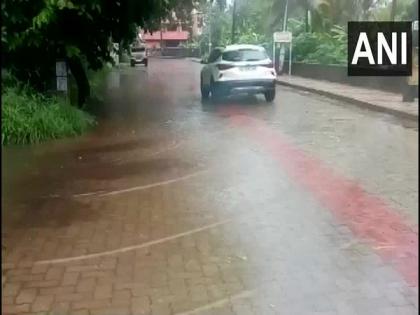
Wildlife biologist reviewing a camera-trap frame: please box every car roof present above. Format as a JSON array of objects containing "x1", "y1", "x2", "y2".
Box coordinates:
[{"x1": 223, "y1": 44, "x2": 265, "y2": 52}]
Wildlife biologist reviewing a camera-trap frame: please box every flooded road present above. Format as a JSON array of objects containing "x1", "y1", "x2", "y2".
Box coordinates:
[{"x1": 2, "y1": 58, "x2": 418, "y2": 314}]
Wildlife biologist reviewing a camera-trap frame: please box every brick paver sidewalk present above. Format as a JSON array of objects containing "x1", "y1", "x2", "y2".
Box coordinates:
[{"x1": 277, "y1": 76, "x2": 418, "y2": 120}]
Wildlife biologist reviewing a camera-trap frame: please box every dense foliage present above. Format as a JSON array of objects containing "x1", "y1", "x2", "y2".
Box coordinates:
[
  {"x1": 198, "y1": 1, "x2": 232, "y2": 54},
  {"x1": 197, "y1": 0, "x2": 417, "y2": 65},
  {"x1": 2, "y1": 0, "x2": 231, "y2": 144},
  {"x1": 289, "y1": 19, "x2": 347, "y2": 64},
  {"x1": 1, "y1": 0, "x2": 224, "y2": 106}
]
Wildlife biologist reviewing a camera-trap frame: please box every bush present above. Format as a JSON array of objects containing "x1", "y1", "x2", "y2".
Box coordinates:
[
  {"x1": 236, "y1": 32, "x2": 267, "y2": 45},
  {"x1": 292, "y1": 25, "x2": 347, "y2": 65},
  {"x1": 2, "y1": 83, "x2": 96, "y2": 145}
]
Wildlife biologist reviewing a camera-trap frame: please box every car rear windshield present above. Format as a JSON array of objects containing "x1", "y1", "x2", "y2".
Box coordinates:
[
  {"x1": 222, "y1": 49, "x2": 267, "y2": 62},
  {"x1": 132, "y1": 47, "x2": 146, "y2": 52}
]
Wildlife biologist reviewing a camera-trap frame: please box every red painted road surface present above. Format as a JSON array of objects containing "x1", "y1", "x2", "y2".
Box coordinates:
[{"x1": 223, "y1": 107, "x2": 418, "y2": 287}]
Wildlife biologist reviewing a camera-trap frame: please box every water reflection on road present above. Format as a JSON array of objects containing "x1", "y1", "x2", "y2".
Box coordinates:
[{"x1": 2, "y1": 58, "x2": 418, "y2": 315}]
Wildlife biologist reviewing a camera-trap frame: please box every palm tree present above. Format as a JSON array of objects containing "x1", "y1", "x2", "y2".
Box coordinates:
[
  {"x1": 268, "y1": 0, "x2": 377, "y2": 33},
  {"x1": 268, "y1": 0, "x2": 331, "y2": 33}
]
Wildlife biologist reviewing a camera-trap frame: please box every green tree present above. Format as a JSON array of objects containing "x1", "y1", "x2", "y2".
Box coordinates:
[
  {"x1": 198, "y1": 1, "x2": 231, "y2": 53},
  {"x1": 267, "y1": 0, "x2": 381, "y2": 33},
  {"x1": 268, "y1": 0, "x2": 320, "y2": 32},
  {"x1": 235, "y1": 0, "x2": 272, "y2": 39},
  {"x1": 2, "y1": 0, "x2": 222, "y2": 106},
  {"x1": 371, "y1": 0, "x2": 418, "y2": 21},
  {"x1": 316, "y1": 0, "x2": 377, "y2": 25}
]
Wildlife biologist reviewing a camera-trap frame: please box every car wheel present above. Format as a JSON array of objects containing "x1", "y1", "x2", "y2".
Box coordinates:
[
  {"x1": 210, "y1": 79, "x2": 223, "y2": 102},
  {"x1": 144, "y1": 59, "x2": 148, "y2": 67},
  {"x1": 264, "y1": 90, "x2": 275, "y2": 102},
  {"x1": 200, "y1": 77, "x2": 210, "y2": 100},
  {"x1": 130, "y1": 60, "x2": 135, "y2": 67}
]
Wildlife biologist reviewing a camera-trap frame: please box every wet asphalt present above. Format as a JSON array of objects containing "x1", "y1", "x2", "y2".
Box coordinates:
[{"x1": 2, "y1": 58, "x2": 418, "y2": 315}]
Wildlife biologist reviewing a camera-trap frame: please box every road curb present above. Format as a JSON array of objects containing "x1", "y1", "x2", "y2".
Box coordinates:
[{"x1": 276, "y1": 79, "x2": 418, "y2": 121}]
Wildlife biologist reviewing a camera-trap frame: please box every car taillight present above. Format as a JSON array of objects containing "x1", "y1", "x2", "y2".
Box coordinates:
[
  {"x1": 262, "y1": 62, "x2": 274, "y2": 68},
  {"x1": 217, "y1": 64, "x2": 235, "y2": 70}
]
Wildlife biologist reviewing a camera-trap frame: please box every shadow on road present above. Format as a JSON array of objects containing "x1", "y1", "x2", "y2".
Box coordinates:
[{"x1": 201, "y1": 94, "x2": 273, "y2": 113}]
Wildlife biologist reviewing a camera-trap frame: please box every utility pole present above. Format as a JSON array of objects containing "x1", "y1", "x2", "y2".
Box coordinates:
[
  {"x1": 278, "y1": 0, "x2": 289, "y2": 73},
  {"x1": 231, "y1": 0, "x2": 237, "y2": 44},
  {"x1": 283, "y1": 0, "x2": 289, "y2": 31},
  {"x1": 208, "y1": 7, "x2": 212, "y2": 54},
  {"x1": 209, "y1": 22, "x2": 212, "y2": 53},
  {"x1": 160, "y1": 20, "x2": 163, "y2": 54},
  {"x1": 205, "y1": 1, "x2": 224, "y2": 53},
  {"x1": 390, "y1": 0, "x2": 397, "y2": 21}
]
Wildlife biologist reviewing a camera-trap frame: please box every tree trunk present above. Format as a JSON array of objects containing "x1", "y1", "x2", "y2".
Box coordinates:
[
  {"x1": 231, "y1": 0, "x2": 237, "y2": 44},
  {"x1": 305, "y1": 9, "x2": 309, "y2": 32},
  {"x1": 118, "y1": 40, "x2": 124, "y2": 61},
  {"x1": 67, "y1": 57, "x2": 90, "y2": 107}
]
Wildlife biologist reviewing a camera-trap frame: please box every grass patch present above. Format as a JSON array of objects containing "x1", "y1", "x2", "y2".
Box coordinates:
[{"x1": 2, "y1": 84, "x2": 96, "y2": 145}]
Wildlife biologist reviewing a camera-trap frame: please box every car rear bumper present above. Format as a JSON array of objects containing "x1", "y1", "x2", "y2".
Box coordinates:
[
  {"x1": 131, "y1": 57, "x2": 147, "y2": 64},
  {"x1": 213, "y1": 79, "x2": 275, "y2": 95}
]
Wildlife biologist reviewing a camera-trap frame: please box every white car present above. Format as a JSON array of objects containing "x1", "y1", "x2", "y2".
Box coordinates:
[
  {"x1": 200, "y1": 44, "x2": 277, "y2": 102},
  {"x1": 130, "y1": 44, "x2": 148, "y2": 67}
]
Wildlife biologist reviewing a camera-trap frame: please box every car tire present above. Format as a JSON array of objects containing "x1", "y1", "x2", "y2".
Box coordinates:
[
  {"x1": 130, "y1": 60, "x2": 135, "y2": 67},
  {"x1": 144, "y1": 59, "x2": 148, "y2": 67},
  {"x1": 264, "y1": 90, "x2": 275, "y2": 102},
  {"x1": 200, "y1": 77, "x2": 210, "y2": 100},
  {"x1": 210, "y1": 79, "x2": 223, "y2": 102}
]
